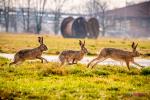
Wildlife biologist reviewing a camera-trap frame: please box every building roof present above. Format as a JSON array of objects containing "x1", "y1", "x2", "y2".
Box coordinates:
[{"x1": 106, "y1": 1, "x2": 150, "y2": 18}]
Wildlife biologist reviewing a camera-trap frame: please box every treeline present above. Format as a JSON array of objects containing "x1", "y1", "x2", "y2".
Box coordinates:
[{"x1": 0, "y1": 0, "x2": 109, "y2": 37}]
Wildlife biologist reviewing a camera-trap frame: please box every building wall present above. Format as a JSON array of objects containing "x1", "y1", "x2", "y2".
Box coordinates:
[{"x1": 104, "y1": 1, "x2": 150, "y2": 37}]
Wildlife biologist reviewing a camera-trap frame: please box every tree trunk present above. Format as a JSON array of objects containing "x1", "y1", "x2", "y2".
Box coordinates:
[
  {"x1": 54, "y1": 13, "x2": 60, "y2": 34},
  {"x1": 4, "y1": 7, "x2": 9, "y2": 32},
  {"x1": 27, "y1": 0, "x2": 31, "y2": 32}
]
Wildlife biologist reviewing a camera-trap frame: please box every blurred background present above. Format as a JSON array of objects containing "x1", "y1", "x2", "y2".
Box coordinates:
[{"x1": 0, "y1": 0, "x2": 150, "y2": 38}]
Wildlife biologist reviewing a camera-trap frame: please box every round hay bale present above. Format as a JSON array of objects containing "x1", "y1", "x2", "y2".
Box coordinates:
[
  {"x1": 72, "y1": 17, "x2": 88, "y2": 38},
  {"x1": 60, "y1": 16, "x2": 74, "y2": 38},
  {"x1": 87, "y1": 18, "x2": 99, "y2": 38}
]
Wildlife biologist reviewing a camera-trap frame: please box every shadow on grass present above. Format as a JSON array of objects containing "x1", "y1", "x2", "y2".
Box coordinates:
[{"x1": 141, "y1": 67, "x2": 150, "y2": 75}]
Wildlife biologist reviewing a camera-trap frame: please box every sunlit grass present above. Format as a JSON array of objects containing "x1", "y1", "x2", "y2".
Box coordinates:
[
  {"x1": 0, "y1": 33, "x2": 150, "y2": 99},
  {"x1": 0, "y1": 57, "x2": 149, "y2": 99},
  {"x1": 0, "y1": 33, "x2": 150, "y2": 58}
]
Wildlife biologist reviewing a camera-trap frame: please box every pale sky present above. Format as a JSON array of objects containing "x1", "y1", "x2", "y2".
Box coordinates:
[
  {"x1": 63, "y1": 0, "x2": 148, "y2": 13},
  {"x1": 67, "y1": 0, "x2": 148, "y2": 9},
  {"x1": 12, "y1": 0, "x2": 148, "y2": 13}
]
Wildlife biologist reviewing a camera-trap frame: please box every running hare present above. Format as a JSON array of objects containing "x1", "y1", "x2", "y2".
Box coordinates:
[
  {"x1": 59, "y1": 40, "x2": 88, "y2": 66},
  {"x1": 87, "y1": 42, "x2": 144, "y2": 70},
  {"x1": 10, "y1": 37, "x2": 48, "y2": 65}
]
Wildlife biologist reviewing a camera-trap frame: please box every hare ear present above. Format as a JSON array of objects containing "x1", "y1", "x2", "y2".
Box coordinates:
[
  {"x1": 41, "y1": 37, "x2": 43, "y2": 44},
  {"x1": 132, "y1": 42, "x2": 135, "y2": 49},
  {"x1": 83, "y1": 40, "x2": 85, "y2": 46},
  {"x1": 79, "y1": 40, "x2": 82, "y2": 46},
  {"x1": 134, "y1": 43, "x2": 138, "y2": 50},
  {"x1": 38, "y1": 37, "x2": 43, "y2": 44},
  {"x1": 38, "y1": 37, "x2": 41, "y2": 43}
]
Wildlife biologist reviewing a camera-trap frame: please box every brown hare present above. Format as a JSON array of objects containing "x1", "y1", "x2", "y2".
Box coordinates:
[
  {"x1": 10, "y1": 37, "x2": 48, "y2": 65},
  {"x1": 87, "y1": 42, "x2": 144, "y2": 70},
  {"x1": 59, "y1": 40, "x2": 88, "y2": 66}
]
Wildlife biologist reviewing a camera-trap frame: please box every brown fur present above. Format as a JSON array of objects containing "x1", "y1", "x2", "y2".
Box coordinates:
[
  {"x1": 87, "y1": 42, "x2": 144, "y2": 70},
  {"x1": 59, "y1": 40, "x2": 88, "y2": 66},
  {"x1": 10, "y1": 37, "x2": 48, "y2": 65}
]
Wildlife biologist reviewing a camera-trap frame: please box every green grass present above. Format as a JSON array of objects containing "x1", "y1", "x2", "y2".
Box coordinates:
[
  {"x1": 0, "y1": 33, "x2": 150, "y2": 58},
  {"x1": 0, "y1": 33, "x2": 150, "y2": 99},
  {"x1": 0, "y1": 57, "x2": 150, "y2": 99}
]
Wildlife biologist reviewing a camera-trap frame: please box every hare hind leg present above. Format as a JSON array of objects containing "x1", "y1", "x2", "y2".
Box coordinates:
[
  {"x1": 91, "y1": 57, "x2": 106, "y2": 68},
  {"x1": 60, "y1": 61, "x2": 65, "y2": 67},
  {"x1": 87, "y1": 57, "x2": 99, "y2": 68},
  {"x1": 9, "y1": 60, "x2": 23, "y2": 66},
  {"x1": 59, "y1": 58, "x2": 66, "y2": 67},
  {"x1": 59, "y1": 56, "x2": 66, "y2": 67},
  {"x1": 10, "y1": 55, "x2": 24, "y2": 66},
  {"x1": 9, "y1": 61, "x2": 16, "y2": 66},
  {"x1": 87, "y1": 55, "x2": 104, "y2": 68}
]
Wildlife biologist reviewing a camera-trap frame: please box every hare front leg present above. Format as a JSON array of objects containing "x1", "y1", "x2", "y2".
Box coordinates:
[
  {"x1": 72, "y1": 58, "x2": 77, "y2": 64},
  {"x1": 37, "y1": 56, "x2": 48, "y2": 63},
  {"x1": 67, "y1": 58, "x2": 77, "y2": 65},
  {"x1": 66, "y1": 58, "x2": 73, "y2": 65},
  {"x1": 132, "y1": 61, "x2": 144, "y2": 68},
  {"x1": 43, "y1": 57, "x2": 48, "y2": 63}
]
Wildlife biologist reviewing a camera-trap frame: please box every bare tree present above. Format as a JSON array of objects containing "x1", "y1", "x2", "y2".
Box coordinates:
[
  {"x1": 20, "y1": 7, "x2": 26, "y2": 31},
  {"x1": 27, "y1": 0, "x2": 31, "y2": 32},
  {"x1": 1, "y1": 0, "x2": 11, "y2": 32},
  {"x1": 86, "y1": 0, "x2": 99, "y2": 17},
  {"x1": 34, "y1": 0, "x2": 47, "y2": 34},
  {"x1": 50, "y1": 0, "x2": 68, "y2": 35},
  {"x1": 19, "y1": 0, "x2": 31, "y2": 32},
  {"x1": 97, "y1": 1, "x2": 108, "y2": 36},
  {"x1": 86, "y1": 0, "x2": 109, "y2": 36},
  {"x1": 70, "y1": 5, "x2": 87, "y2": 15},
  {"x1": 0, "y1": 1, "x2": 3, "y2": 26}
]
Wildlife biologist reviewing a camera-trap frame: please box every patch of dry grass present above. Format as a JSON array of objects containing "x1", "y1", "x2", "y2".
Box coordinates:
[{"x1": 0, "y1": 33, "x2": 150, "y2": 58}]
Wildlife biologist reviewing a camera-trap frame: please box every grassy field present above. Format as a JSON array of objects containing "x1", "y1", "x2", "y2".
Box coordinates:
[
  {"x1": 0, "y1": 33, "x2": 150, "y2": 57},
  {"x1": 0, "y1": 33, "x2": 150, "y2": 99},
  {"x1": 0, "y1": 57, "x2": 150, "y2": 99}
]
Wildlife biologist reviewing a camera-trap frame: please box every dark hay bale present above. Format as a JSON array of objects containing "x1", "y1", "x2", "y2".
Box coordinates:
[
  {"x1": 87, "y1": 18, "x2": 99, "y2": 38},
  {"x1": 60, "y1": 16, "x2": 74, "y2": 38},
  {"x1": 72, "y1": 17, "x2": 88, "y2": 38},
  {"x1": 61, "y1": 17, "x2": 99, "y2": 38}
]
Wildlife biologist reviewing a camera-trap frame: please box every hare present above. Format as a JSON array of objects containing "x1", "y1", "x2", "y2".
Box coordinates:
[
  {"x1": 87, "y1": 42, "x2": 144, "y2": 70},
  {"x1": 59, "y1": 40, "x2": 88, "y2": 66},
  {"x1": 9, "y1": 37, "x2": 48, "y2": 65}
]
